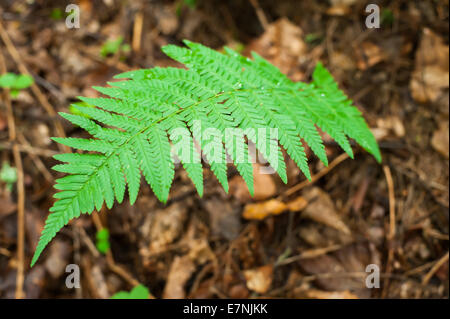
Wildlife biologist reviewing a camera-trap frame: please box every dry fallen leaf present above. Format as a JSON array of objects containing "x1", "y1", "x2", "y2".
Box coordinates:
[
  {"x1": 286, "y1": 196, "x2": 308, "y2": 212},
  {"x1": 0, "y1": 196, "x2": 16, "y2": 217},
  {"x1": 330, "y1": 51, "x2": 356, "y2": 71},
  {"x1": 229, "y1": 175, "x2": 252, "y2": 203},
  {"x1": 298, "y1": 242, "x2": 381, "y2": 298},
  {"x1": 228, "y1": 284, "x2": 250, "y2": 299},
  {"x1": 163, "y1": 255, "x2": 196, "y2": 299},
  {"x1": 24, "y1": 265, "x2": 45, "y2": 299},
  {"x1": 82, "y1": 258, "x2": 109, "y2": 299},
  {"x1": 370, "y1": 127, "x2": 390, "y2": 141},
  {"x1": 154, "y1": 4, "x2": 178, "y2": 35},
  {"x1": 410, "y1": 28, "x2": 449, "y2": 105},
  {"x1": 376, "y1": 116, "x2": 405, "y2": 138},
  {"x1": 245, "y1": 18, "x2": 307, "y2": 81},
  {"x1": 327, "y1": 0, "x2": 357, "y2": 16},
  {"x1": 187, "y1": 238, "x2": 214, "y2": 266},
  {"x1": 304, "y1": 289, "x2": 359, "y2": 299},
  {"x1": 355, "y1": 42, "x2": 386, "y2": 70},
  {"x1": 140, "y1": 202, "x2": 188, "y2": 253},
  {"x1": 44, "y1": 240, "x2": 70, "y2": 279},
  {"x1": 431, "y1": 120, "x2": 449, "y2": 158},
  {"x1": 164, "y1": 236, "x2": 214, "y2": 298},
  {"x1": 243, "y1": 265, "x2": 273, "y2": 294},
  {"x1": 302, "y1": 187, "x2": 351, "y2": 235},
  {"x1": 253, "y1": 165, "x2": 278, "y2": 200},
  {"x1": 242, "y1": 196, "x2": 308, "y2": 220},
  {"x1": 204, "y1": 197, "x2": 241, "y2": 240},
  {"x1": 229, "y1": 164, "x2": 277, "y2": 202},
  {"x1": 243, "y1": 199, "x2": 287, "y2": 220}
]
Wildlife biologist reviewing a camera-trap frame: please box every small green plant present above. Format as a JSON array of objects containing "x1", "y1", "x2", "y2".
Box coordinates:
[
  {"x1": 100, "y1": 37, "x2": 130, "y2": 58},
  {"x1": 176, "y1": 0, "x2": 198, "y2": 15},
  {"x1": 50, "y1": 8, "x2": 64, "y2": 20},
  {"x1": 0, "y1": 162, "x2": 17, "y2": 191},
  {"x1": 305, "y1": 33, "x2": 323, "y2": 44},
  {"x1": 110, "y1": 284, "x2": 150, "y2": 299},
  {"x1": 381, "y1": 8, "x2": 394, "y2": 26},
  {"x1": 0, "y1": 73, "x2": 34, "y2": 98},
  {"x1": 184, "y1": 0, "x2": 197, "y2": 8},
  {"x1": 95, "y1": 228, "x2": 110, "y2": 254},
  {"x1": 31, "y1": 40, "x2": 381, "y2": 266}
]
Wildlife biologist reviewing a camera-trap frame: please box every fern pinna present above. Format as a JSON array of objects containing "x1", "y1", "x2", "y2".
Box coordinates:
[{"x1": 31, "y1": 40, "x2": 381, "y2": 266}]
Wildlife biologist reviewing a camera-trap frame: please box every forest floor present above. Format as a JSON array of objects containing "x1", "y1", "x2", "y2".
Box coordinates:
[{"x1": 0, "y1": 0, "x2": 448, "y2": 299}]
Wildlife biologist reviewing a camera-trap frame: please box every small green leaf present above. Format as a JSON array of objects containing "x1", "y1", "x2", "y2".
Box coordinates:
[
  {"x1": 111, "y1": 284, "x2": 150, "y2": 299},
  {"x1": 14, "y1": 74, "x2": 34, "y2": 89},
  {"x1": 381, "y1": 9, "x2": 394, "y2": 26},
  {"x1": 10, "y1": 89, "x2": 20, "y2": 98},
  {"x1": 305, "y1": 33, "x2": 323, "y2": 44},
  {"x1": 184, "y1": 0, "x2": 197, "y2": 9},
  {"x1": 50, "y1": 8, "x2": 64, "y2": 20},
  {"x1": 0, "y1": 73, "x2": 17, "y2": 88},
  {"x1": 96, "y1": 240, "x2": 110, "y2": 254},
  {"x1": 0, "y1": 162, "x2": 17, "y2": 184},
  {"x1": 100, "y1": 37, "x2": 124, "y2": 57},
  {"x1": 95, "y1": 228, "x2": 110, "y2": 254},
  {"x1": 0, "y1": 73, "x2": 34, "y2": 91},
  {"x1": 96, "y1": 228, "x2": 109, "y2": 241},
  {"x1": 0, "y1": 162, "x2": 17, "y2": 191},
  {"x1": 121, "y1": 44, "x2": 131, "y2": 53}
]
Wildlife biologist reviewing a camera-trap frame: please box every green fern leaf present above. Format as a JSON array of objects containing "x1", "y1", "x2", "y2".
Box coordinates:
[{"x1": 31, "y1": 41, "x2": 381, "y2": 267}]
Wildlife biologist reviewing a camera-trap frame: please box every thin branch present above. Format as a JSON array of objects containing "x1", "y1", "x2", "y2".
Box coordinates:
[
  {"x1": 422, "y1": 251, "x2": 449, "y2": 285},
  {"x1": 384, "y1": 165, "x2": 396, "y2": 240},
  {"x1": 0, "y1": 47, "x2": 25, "y2": 299},
  {"x1": 279, "y1": 153, "x2": 349, "y2": 199},
  {"x1": 0, "y1": 141, "x2": 58, "y2": 158},
  {"x1": 248, "y1": 0, "x2": 269, "y2": 30},
  {"x1": 132, "y1": 11, "x2": 143, "y2": 52},
  {"x1": 382, "y1": 164, "x2": 396, "y2": 298}
]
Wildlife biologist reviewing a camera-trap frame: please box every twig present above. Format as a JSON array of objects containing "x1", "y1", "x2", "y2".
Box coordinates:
[
  {"x1": 0, "y1": 47, "x2": 25, "y2": 299},
  {"x1": 132, "y1": 11, "x2": 143, "y2": 52},
  {"x1": 384, "y1": 165, "x2": 396, "y2": 241},
  {"x1": 422, "y1": 251, "x2": 449, "y2": 285},
  {"x1": 105, "y1": 253, "x2": 140, "y2": 288},
  {"x1": 33, "y1": 74, "x2": 66, "y2": 103},
  {"x1": 0, "y1": 141, "x2": 58, "y2": 157},
  {"x1": 424, "y1": 228, "x2": 449, "y2": 241},
  {"x1": 248, "y1": 0, "x2": 269, "y2": 30},
  {"x1": 404, "y1": 260, "x2": 437, "y2": 276},
  {"x1": 275, "y1": 244, "x2": 343, "y2": 267},
  {"x1": 279, "y1": 153, "x2": 349, "y2": 199},
  {"x1": 382, "y1": 164, "x2": 396, "y2": 298},
  {"x1": 77, "y1": 225, "x2": 100, "y2": 258},
  {"x1": 0, "y1": 20, "x2": 69, "y2": 153}
]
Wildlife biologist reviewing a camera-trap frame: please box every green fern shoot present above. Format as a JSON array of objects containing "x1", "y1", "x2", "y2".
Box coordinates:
[{"x1": 31, "y1": 40, "x2": 381, "y2": 266}]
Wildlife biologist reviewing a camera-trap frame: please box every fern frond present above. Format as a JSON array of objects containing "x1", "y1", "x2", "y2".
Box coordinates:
[{"x1": 31, "y1": 41, "x2": 381, "y2": 267}]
